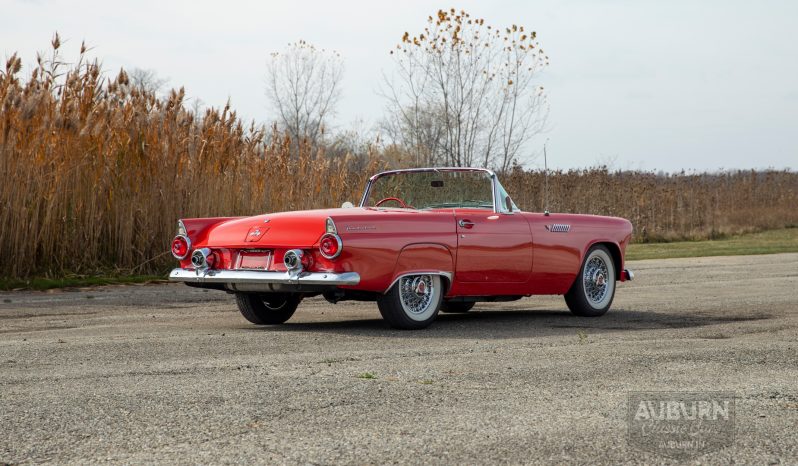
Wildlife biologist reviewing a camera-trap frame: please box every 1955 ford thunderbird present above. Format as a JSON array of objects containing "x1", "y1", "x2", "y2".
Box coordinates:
[{"x1": 169, "y1": 167, "x2": 634, "y2": 329}]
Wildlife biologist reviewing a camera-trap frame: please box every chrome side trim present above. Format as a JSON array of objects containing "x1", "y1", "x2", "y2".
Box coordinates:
[
  {"x1": 169, "y1": 268, "x2": 360, "y2": 286},
  {"x1": 384, "y1": 271, "x2": 453, "y2": 294}
]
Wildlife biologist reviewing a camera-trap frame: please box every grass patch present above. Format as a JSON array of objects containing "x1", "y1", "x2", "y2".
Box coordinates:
[
  {"x1": 356, "y1": 372, "x2": 377, "y2": 380},
  {"x1": 0, "y1": 275, "x2": 167, "y2": 291},
  {"x1": 627, "y1": 228, "x2": 798, "y2": 261}
]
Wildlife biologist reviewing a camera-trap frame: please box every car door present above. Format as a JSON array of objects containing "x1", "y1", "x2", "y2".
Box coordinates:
[{"x1": 454, "y1": 210, "x2": 533, "y2": 283}]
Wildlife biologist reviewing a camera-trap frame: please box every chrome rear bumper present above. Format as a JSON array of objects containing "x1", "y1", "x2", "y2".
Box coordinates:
[
  {"x1": 622, "y1": 269, "x2": 634, "y2": 281},
  {"x1": 169, "y1": 268, "x2": 360, "y2": 292}
]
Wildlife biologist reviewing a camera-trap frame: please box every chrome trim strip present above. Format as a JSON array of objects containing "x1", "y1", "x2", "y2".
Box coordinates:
[
  {"x1": 360, "y1": 167, "x2": 500, "y2": 213},
  {"x1": 384, "y1": 271, "x2": 453, "y2": 294},
  {"x1": 169, "y1": 268, "x2": 360, "y2": 286}
]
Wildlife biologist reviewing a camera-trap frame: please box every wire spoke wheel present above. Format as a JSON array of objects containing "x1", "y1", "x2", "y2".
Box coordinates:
[
  {"x1": 399, "y1": 275, "x2": 435, "y2": 316},
  {"x1": 378, "y1": 274, "x2": 443, "y2": 329},
  {"x1": 583, "y1": 256, "x2": 610, "y2": 305},
  {"x1": 565, "y1": 245, "x2": 616, "y2": 317}
]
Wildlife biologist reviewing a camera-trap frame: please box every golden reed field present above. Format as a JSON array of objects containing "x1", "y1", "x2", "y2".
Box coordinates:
[{"x1": 1, "y1": 41, "x2": 797, "y2": 278}]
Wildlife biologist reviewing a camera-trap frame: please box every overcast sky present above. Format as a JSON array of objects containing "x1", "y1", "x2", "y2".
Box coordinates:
[{"x1": 3, "y1": 0, "x2": 796, "y2": 171}]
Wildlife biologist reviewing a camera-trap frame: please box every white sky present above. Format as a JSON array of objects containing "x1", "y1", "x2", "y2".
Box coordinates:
[{"x1": 2, "y1": 0, "x2": 796, "y2": 171}]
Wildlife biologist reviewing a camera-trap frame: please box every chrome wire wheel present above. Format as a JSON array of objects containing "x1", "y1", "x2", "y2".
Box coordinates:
[
  {"x1": 399, "y1": 275, "x2": 436, "y2": 321},
  {"x1": 583, "y1": 256, "x2": 609, "y2": 303},
  {"x1": 581, "y1": 250, "x2": 614, "y2": 309},
  {"x1": 565, "y1": 245, "x2": 616, "y2": 317},
  {"x1": 377, "y1": 273, "x2": 443, "y2": 329}
]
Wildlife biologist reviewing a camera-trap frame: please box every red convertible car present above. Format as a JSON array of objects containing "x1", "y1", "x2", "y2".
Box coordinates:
[{"x1": 170, "y1": 168, "x2": 633, "y2": 329}]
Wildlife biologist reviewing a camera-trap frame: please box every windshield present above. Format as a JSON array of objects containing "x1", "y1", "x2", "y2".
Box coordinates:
[{"x1": 363, "y1": 170, "x2": 495, "y2": 210}]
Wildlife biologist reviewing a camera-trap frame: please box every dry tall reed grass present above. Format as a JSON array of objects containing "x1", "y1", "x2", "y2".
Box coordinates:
[
  {"x1": 1, "y1": 39, "x2": 796, "y2": 278},
  {"x1": 503, "y1": 168, "x2": 798, "y2": 242},
  {"x1": 0, "y1": 39, "x2": 383, "y2": 278}
]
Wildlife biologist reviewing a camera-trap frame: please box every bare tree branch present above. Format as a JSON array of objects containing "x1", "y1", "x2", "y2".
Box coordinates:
[
  {"x1": 381, "y1": 9, "x2": 549, "y2": 169},
  {"x1": 265, "y1": 40, "x2": 344, "y2": 154}
]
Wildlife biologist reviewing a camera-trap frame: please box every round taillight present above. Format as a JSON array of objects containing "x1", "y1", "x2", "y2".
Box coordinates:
[
  {"x1": 171, "y1": 235, "x2": 190, "y2": 259},
  {"x1": 319, "y1": 233, "x2": 342, "y2": 259}
]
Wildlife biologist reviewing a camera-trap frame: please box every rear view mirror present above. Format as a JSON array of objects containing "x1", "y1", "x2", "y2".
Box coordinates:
[{"x1": 341, "y1": 201, "x2": 354, "y2": 209}]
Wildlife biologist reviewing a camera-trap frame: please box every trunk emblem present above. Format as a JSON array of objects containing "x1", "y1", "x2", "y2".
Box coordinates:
[{"x1": 245, "y1": 226, "x2": 269, "y2": 242}]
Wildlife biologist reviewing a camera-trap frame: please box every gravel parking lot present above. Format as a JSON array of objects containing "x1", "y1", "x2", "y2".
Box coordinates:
[{"x1": 1, "y1": 254, "x2": 797, "y2": 464}]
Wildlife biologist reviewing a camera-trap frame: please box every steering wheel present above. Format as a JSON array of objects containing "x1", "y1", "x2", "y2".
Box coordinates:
[{"x1": 375, "y1": 197, "x2": 409, "y2": 208}]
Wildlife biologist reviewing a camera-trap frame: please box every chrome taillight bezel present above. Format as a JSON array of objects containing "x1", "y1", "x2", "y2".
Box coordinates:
[
  {"x1": 171, "y1": 234, "x2": 192, "y2": 260},
  {"x1": 319, "y1": 233, "x2": 343, "y2": 259}
]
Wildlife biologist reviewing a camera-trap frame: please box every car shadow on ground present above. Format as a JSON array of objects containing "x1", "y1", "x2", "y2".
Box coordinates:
[{"x1": 247, "y1": 308, "x2": 770, "y2": 340}]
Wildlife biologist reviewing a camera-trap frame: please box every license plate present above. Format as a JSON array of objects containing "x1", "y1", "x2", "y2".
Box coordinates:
[{"x1": 236, "y1": 250, "x2": 271, "y2": 270}]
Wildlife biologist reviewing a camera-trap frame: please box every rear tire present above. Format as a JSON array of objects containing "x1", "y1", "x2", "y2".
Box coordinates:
[
  {"x1": 565, "y1": 245, "x2": 616, "y2": 317},
  {"x1": 378, "y1": 275, "x2": 443, "y2": 329},
  {"x1": 440, "y1": 301, "x2": 475, "y2": 313},
  {"x1": 235, "y1": 293, "x2": 302, "y2": 325}
]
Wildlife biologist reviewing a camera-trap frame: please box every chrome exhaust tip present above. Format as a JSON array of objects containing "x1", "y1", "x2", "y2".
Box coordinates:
[
  {"x1": 191, "y1": 248, "x2": 211, "y2": 270},
  {"x1": 283, "y1": 249, "x2": 304, "y2": 272}
]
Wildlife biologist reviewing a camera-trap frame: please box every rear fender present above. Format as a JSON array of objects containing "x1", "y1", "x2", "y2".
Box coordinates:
[
  {"x1": 175, "y1": 217, "x2": 241, "y2": 268},
  {"x1": 387, "y1": 243, "x2": 454, "y2": 294},
  {"x1": 180, "y1": 217, "x2": 241, "y2": 246}
]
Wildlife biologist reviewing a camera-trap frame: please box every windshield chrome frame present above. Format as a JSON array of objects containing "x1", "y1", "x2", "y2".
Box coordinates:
[{"x1": 359, "y1": 167, "x2": 507, "y2": 213}]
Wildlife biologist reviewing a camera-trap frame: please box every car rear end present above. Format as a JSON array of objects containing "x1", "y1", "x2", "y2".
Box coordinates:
[{"x1": 168, "y1": 215, "x2": 360, "y2": 293}]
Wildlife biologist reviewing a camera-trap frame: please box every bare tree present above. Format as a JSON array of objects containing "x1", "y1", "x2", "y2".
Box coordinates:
[
  {"x1": 382, "y1": 9, "x2": 549, "y2": 170},
  {"x1": 265, "y1": 40, "x2": 344, "y2": 153},
  {"x1": 128, "y1": 67, "x2": 169, "y2": 94}
]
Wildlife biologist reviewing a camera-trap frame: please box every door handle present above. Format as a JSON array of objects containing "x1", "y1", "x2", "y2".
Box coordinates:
[{"x1": 458, "y1": 219, "x2": 475, "y2": 229}]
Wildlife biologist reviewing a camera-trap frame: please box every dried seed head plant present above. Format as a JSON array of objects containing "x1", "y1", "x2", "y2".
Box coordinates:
[{"x1": 0, "y1": 36, "x2": 384, "y2": 278}]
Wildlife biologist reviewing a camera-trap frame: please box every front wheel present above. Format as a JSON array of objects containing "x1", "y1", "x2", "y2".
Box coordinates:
[
  {"x1": 564, "y1": 245, "x2": 616, "y2": 317},
  {"x1": 235, "y1": 293, "x2": 302, "y2": 325},
  {"x1": 377, "y1": 274, "x2": 443, "y2": 329}
]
